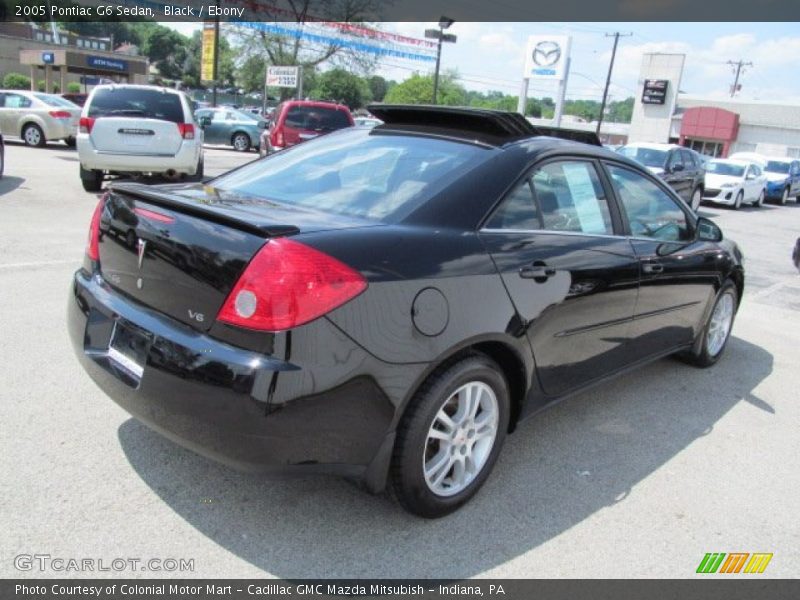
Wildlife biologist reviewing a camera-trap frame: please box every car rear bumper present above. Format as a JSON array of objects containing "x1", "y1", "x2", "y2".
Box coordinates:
[
  {"x1": 77, "y1": 136, "x2": 199, "y2": 174},
  {"x1": 43, "y1": 119, "x2": 76, "y2": 140},
  {"x1": 68, "y1": 268, "x2": 400, "y2": 484}
]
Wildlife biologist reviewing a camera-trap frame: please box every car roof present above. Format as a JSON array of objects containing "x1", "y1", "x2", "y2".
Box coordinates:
[
  {"x1": 281, "y1": 100, "x2": 350, "y2": 111},
  {"x1": 90, "y1": 84, "x2": 184, "y2": 95},
  {"x1": 709, "y1": 158, "x2": 752, "y2": 166}
]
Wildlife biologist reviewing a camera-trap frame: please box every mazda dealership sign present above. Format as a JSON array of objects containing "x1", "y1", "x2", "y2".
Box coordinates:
[{"x1": 523, "y1": 35, "x2": 571, "y2": 80}]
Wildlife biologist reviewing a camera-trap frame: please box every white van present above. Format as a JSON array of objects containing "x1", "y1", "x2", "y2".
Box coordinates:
[{"x1": 77, "y1": 85, "x2": 203, "y2": 191}]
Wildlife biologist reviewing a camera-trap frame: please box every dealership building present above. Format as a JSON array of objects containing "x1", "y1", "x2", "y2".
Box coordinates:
[
  {"x1": 0, "y1": 22, "x2": 148, "y2": 92},
  {"x1": 628, "y1": 53, "x2": 800, "y2": 159}
]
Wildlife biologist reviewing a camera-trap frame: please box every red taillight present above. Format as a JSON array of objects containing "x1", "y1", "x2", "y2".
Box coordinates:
[
  {"x1": 177, "y1": 123, "x2": 195, "y2": 140},
  {"x1": 49, "y1": 110, "x2": 72, "y2": 119},
  {"x1": 79, "y1": 117, "x2": 95, "y2": 134},
  {"x1": 217, "y1": 238, "x2": 367, "y2": 332},
  {"x1": 134, "y1": 207, "x2": 175, "y2": 224},
  {"x1": 86, "y1": 196, "x2": 105, "y2": 261}
]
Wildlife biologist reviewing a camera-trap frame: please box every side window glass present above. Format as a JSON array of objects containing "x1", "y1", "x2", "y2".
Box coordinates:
[
  {"x1": 668, "y1": 151, "x2": 683, "y2": 171},
  {"x1": 211, "y1": 111, "x2": 225, "y2": 122},
  {"x1": 607, "y1": 164, "x2": 691, "y2": 242},
  {"x1": 531, "y1": 161, "x2": 614, "y2": 235},
  {"x1": 485, "y1": 178, "x2": 540, "y2": 230},
  {"x1": 5, "y1": 94, "x2": 31, "y2": 108},
  {"x1": 681, "y1": 150, "x2": 696, "y2": 168}
]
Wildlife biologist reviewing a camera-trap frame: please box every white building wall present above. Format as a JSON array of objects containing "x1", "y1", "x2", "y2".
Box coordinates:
[{"x1": 628, "y1": 53, "x2": 685, "y2": 143}]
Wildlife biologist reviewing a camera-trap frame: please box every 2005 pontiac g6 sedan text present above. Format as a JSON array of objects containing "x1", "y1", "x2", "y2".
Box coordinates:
[{"x1": 69, "y1": 106, "x2": 744, "y2": 517}]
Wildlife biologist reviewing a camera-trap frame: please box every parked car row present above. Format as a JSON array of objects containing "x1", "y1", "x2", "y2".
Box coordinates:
[
  {"x1": 0, "y1": 89, "x2": 81, "y2": 147},
  {"x1": 616, "y1": 142, "x2": 799, "y2": 212}
]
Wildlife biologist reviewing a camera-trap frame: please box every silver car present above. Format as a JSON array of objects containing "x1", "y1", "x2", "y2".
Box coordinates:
[{"x1": 0, "y1": 90, "x2": 81, "y2": 147}]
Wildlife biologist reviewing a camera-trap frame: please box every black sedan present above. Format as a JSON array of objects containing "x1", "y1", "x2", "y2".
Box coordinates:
[{"x1": 69, "y1": 106, "x2": 744, "y2": 518}]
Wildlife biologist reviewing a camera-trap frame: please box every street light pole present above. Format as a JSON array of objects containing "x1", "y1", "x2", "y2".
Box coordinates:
[
  {"x1": 596, "y1": 31, "x2": 631, "y2": 135},
  {"x1": 425, "y1": 17, "x2": 456, "y2": 105}
]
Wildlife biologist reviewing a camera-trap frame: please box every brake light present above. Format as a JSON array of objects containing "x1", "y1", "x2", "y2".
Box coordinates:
[
  {"x1": 177, "y1": 123, "x2": 195, "y2": 140},
  {"x1": 86, "y1": 196, "x2": 105, "y2": 261},
  {"x1": 134, "y1": 207, "x2": 175, "y2": 224},
  {"x1": 79, "y1": 117, "x2": 94, "y2": 134},
  {"x1": 217, "y1": 238, "x2": 367, "y2": 331},
  {"x1": 49, "y1": 110, "x2": 72, "y2": 119}
]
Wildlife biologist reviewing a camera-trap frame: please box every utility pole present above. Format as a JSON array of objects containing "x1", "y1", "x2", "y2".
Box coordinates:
[
  {"x1": 596, "y1": 32, "x2": 631, "y2": 135},
  {"x1": 212, "y1": 1, "x2": 220, "y2": 107},
  {"x1": 727, "y1": 59, "x2": 752, "y2": 97}
]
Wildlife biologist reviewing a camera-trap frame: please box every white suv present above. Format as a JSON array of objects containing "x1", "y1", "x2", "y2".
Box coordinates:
[{"x1": 77, "y1": 85, "x2": 203, "y2": 192}]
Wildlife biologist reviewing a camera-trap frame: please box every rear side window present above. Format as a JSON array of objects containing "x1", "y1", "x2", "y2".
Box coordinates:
[
  {"x1": 486, "y1": 160, "x2": 613, "y2": 235},
  {"x1": 283, "y1": 106, "x2": 351, "y2": 131},
  {"x1": 211, "y1": 131, "x2": 486, "y2": 222},
  {"x1": 680, "y1": 150, "x2": 697, "y2": 168},
  {"x1": 88, "y1": 88, "x2": 185, "y2": 123},
  {"x1": 33, "y1": 93, "x2": 75, "y2": 107},
  {"x1": 3, "y1": 94, "x2": 32, "y2": 108}
]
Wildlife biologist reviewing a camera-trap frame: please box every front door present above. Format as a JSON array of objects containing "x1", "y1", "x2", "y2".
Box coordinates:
[
  {"x1": 479, "y1": 158, "x2": 640, "y2": 398},
  {"x1": 603, "y1": 162, "x2": 720, "y2": 356}
]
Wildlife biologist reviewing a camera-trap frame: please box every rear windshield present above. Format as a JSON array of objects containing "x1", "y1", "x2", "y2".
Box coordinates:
[
  {"x1": 707, "y1": 161, "x2": 745, "y2": 177},
  {"x1": 34, "y1": 93, "x2": 77, "y2": 108},
  {"x1": 88, "y1": 88, "x2": 185, "y2": 123},
  {"x1": 765, "y1": 161, "x2": 790, "y2": 174},
  {"x1": 284, "y1": 106, "x2": 351, "y2": 131},
  {"x1": 618, "y1": 146, "x2": 668, "y2": 169},
  {"x1": 211, "y1": 130, "x2": 487, "y2": 222}
]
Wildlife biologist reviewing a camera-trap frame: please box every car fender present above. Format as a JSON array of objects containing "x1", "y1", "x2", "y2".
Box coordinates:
[{"x1": 19, "y1": 114, "x2": 47, "y2": 137}]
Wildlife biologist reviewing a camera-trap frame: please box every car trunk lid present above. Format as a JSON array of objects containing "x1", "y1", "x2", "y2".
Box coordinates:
[{"x1": 97, "y1": 182, "x2": 375, "y2": 332}]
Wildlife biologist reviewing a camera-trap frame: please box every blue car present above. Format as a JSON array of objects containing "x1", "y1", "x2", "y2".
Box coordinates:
[
  {"x1": 762, "y1": 158, "x2": 800, "y2": 205},
  {"x1": 195, "y1": 107, "x2": 267, "y2": 152}
]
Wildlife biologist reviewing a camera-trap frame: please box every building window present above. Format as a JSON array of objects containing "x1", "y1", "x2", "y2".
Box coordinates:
[{"x1": 787, "y1": 147, "x2": 800, "y2": 159}]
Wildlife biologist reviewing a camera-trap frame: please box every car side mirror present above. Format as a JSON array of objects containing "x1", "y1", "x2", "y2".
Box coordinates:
[
  {"x1": 671, "y1": 163, "x2": 684, "y2": 173},
  {"x1": 696, "y1": 216, "x2": 723, "y2": 242},
  {"x1": 198, "y1": 116, "x2": 212, "y2": 128},
  {"x1": 746, "y1": 173, "x2": 756, "y2": 180}
]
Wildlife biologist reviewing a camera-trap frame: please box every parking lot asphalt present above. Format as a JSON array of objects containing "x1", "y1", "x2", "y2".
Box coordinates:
[{"x1": 1, "y1": 140, "x2": 798, "y2": 579}]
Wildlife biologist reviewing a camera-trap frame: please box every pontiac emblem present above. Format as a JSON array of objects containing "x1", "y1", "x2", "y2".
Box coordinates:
[{"x1": 137, "y1": 239, "x2": 147, "y2": 269}]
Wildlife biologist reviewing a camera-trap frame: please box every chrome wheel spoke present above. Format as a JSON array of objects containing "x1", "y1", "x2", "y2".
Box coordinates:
[
  {"x1": 707, "y1": 293, "x2": 734, "y2": 357},
  {"x1": 423, "y1": 380, "x2": 499, "y2": 497}
]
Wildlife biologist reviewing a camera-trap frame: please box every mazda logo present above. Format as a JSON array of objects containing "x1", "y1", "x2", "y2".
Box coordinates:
[{"x1": 532, "y1": 41, "x2": 561, "y2": 67}]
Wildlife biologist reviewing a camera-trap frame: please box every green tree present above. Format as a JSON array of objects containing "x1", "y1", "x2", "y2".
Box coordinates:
[
  {"x1": 67, "y1": 82, "x2": 82, "y2": 93},
  {"x1": 607, "y1": 97, "x2": 634, "y2": 123},
  {"x1": 183, "y1": 30, "x2": 236, "y2": 89},
  {"x1": 367, "y1": 75, "x2": 388, "y2": 102},
  {"x1": 140, "y1": 25, "x2": 189, "y2": 81},
  {"x1": 3, "y1": 72, "x2": 31, "y2": 90},
  {"x1": 237, "y1": 56, "x2": 267, "y2": 94},
  {"x1": 314, "y1": 68, "x2": 370, "y2": 109},
  {"x1": 384, "y1": 71, "x2": 466, "y2": 106}
]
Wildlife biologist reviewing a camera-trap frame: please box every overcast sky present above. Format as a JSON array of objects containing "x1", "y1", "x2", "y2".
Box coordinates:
[{"x1": 165, "y1": 21, "x2": 800, "y2": 103}]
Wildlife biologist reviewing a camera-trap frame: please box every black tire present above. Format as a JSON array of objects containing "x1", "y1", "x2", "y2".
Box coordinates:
[
  {"x1": 64, "y1": 136, "x2": 76, "y2": 148},
  {"x1": 755, "y1": 189, "x2": 765, "y2": 207},
  {"x1": 22, "y1": 123, "x2": 45, "y2": 147},
  {"x1": 680, "y1": 281, "x2": 738, "y2": 368},
  {"x1": 780, "y1": 187, "x2": 789, "y2": 206},
  {"x1": 390, "y1": 354, "x2": 510, "y2": 518},
  {"x1": 80, "y1": 165, "x2": 103, "y2": 192},
  {"x1": 232, "y1": 132, "x2": 251, "y2": 152},
  {"x1": 733, "y1": 190, "x2": 743, "y2": 210}
]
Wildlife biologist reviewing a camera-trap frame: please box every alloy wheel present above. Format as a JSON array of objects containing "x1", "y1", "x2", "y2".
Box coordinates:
[
  {"x1": 24, "y1": 126, "x2": 41, "y2": 146},
  {"x1": 233, "y1": 134, "x2": 250, "y2": 152},
  {"x1": 707, "y1": 292, "x2": 734, "y2": 357},
  {"x1": 691, "y1": 188, "x2": 702, "y2": 212},
  {"x1": 423, "y1": 381, "x2": 499, "y2": 497},
  {"x1": 756, "y1": 190, "x2": 764, "y2": 207}
]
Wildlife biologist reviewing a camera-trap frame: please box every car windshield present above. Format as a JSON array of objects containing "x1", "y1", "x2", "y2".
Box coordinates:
[
  {"x1": 284, "y1": 106, "x2": 351, "y2": 131},
  {"x1": 211, "y1": 131, "x2": 488, "y2": 222},
  {"x1": 34, "y1": 93, "x2": 77, "y2": 108},
  {"x1": 88, "y1": 88, "x2": 185, "y2": 123},
  {"x1": 618, "y1": 146, "x2": 668, "y2": 169},
  {"x1": 707, "y1": 161, "x2": 745, "y2": 177},
  {"x1": 765, "y1": 161, "x2": 790, "y2": 174}
]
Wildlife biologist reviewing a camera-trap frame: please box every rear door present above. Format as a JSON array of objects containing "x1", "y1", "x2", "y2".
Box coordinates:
[
  {"x1": 604, "y1": 162, "x2": 718, "y2": 356},
  {"x1": 86, "y1": 88, "x2": 185, "y2": 156},
  {"x1": 0, "y1": 93, "x2": 32, "y2": 136},
  {"x1": 663, "y1": 149, "x2": 690, "y2": 200},
  {"x1": 479, "y1": 157, "x2": 640, "y2": 397}
]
